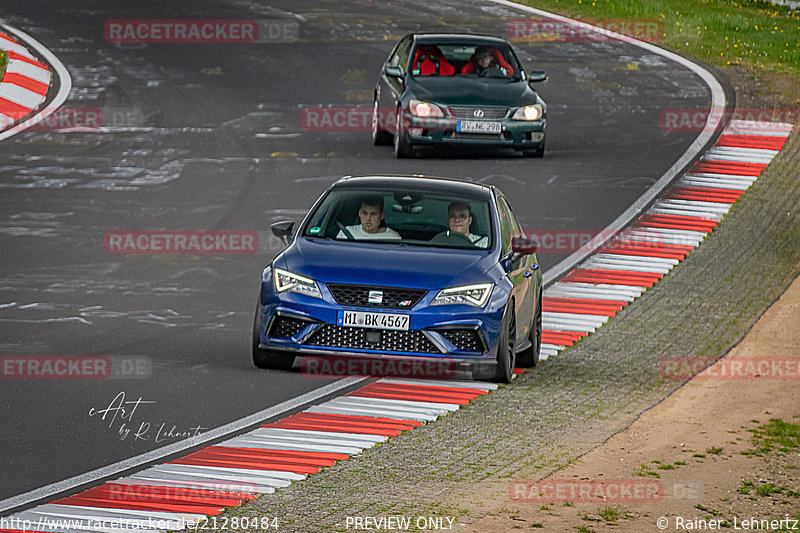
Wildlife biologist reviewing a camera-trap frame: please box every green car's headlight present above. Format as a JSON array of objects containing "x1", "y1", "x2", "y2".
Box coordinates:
[
  {"x1": 512, "y1": 104, "x2": 543, "y2": 121},
  {"x1": 274, "y1": 268, "x2": 322, "y2": 299},
  {"x1": 431, "y1": 283, "x2": 494, "y2": 308},
  {"x1": 410, "y1": 99, "x2": 445, "y2": 118}
]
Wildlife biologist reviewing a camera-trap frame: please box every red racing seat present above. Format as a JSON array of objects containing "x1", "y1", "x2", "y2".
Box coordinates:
[
  {"x1": 412, "y1": 45, "x2": 455, "y2": 76},
  {"x1": 461, "y1": 47, "x2": 514, "y2": 77}
]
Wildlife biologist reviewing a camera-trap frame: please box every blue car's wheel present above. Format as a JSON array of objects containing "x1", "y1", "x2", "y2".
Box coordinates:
[
  {"x1": 252, "y1": 307, "x2": 295, "y2": 370},
  {"x1": 517, "y1": 291, "x2": 541, "y2": 368},
  {"x1": 491, "y1": 305, "x2": 516, "y2": 383}
]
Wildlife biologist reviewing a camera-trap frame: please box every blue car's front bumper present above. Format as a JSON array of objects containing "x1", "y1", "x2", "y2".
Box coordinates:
[{"x1": 256, "y1": 269, "x2": 508, "y2": 368}]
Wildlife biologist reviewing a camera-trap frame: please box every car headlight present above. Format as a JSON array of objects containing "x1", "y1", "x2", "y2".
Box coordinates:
[
  {"x1": 431, "y1": 283, "x2": 494, "y2": 308},
  {"x1": 274, "y1": 268, "x2": 322, "y2": 299},
  {"x1": 410, "y1": 99, "x2": 444, "y2": 118},
  {"x1": 512, "y1": 104, "x2": 543, "y2": 121}
]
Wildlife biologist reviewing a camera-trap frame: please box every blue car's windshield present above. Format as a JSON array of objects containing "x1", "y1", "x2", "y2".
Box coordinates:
[
  {"x1": 409, "y1": 43, "x2": 522, "y2": 80},
  {"x1": 303, "y1": 189, "x2": 494, "y2": 250}
]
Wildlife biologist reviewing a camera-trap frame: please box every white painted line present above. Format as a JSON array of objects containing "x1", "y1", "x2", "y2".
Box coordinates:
[
  {"x1": 4, "y1": 59, "x2": 51, "y2": 84},
  {"x1": 378, "y1": 378, "x2": 498, "y2": 391},
  {"x1": 545, "y1": 282, "x2": 643, "y2": 302},
  {"x1": 146, "y1": 463, "x2": 306, "y2": 482},
  {"x1": 0, "y1": 35, "x2": 35, "y2": 57},
  {"x1": 654, "y1": 199, "x2": 733, "y2": 213},
  {"x1": 543, "y1": 311, "x2": 608, "y2": 325},
  {"x1": 305, "y1": 404, "x2": 439, "y2": 422},
  {"x1": 679, "y1": 177, "x2": 752, "y2": 190},
  {"x1": 724, "y1": 120, "x2": 793, "y2": 136},
  {"x1": 648, "y1": 206, "x2": 727, "y2": 220},
  {"x1": 114, "y1": 474, "x2": 276, "y2": 493},
  {"x1": 328, "y1": 395, "x2": 460, "y2": 412},
  {"x1": 0, "y1": 82, "x2": 45, "y2": 108},
  {"x1": 249, "y1": 427, "x2": 387, "y2": 444},
  {"x1": 127, "y1": 469, "x2": 285, "y2": 491},
  {"x1": 0, "y1": 376, "x2": 366, "y2": 512},
  {"x1": 217, "y1": 435, "x2": 364, "y2": 454},
  {"x1": 584, "y1": 257, "x2": 674, "y2": 275}
]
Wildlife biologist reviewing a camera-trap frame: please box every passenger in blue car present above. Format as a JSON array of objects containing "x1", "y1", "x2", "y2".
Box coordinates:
[
  {"x1": 336, "y1": 196, "x2": 401, "y2": 240},
  {"x1": 447, "y1": 201, "x2": 488, "y2": 248}
]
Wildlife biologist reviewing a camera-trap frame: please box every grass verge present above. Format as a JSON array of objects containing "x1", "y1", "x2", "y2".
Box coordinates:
[
  {"x1": 514, "y1": 0, "x2": 800, "y2": 103},
  {"x1": 0, "y1": 50, "x2": 8, "y2": 82}
]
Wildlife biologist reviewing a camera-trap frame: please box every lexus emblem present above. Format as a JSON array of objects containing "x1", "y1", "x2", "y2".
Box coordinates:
[
  {"x1": 473, "y1": 109, "x2": 485, "y2": 118},
  {"x1": 368, "y1": 290, "x2": 383, "y2": 304}
]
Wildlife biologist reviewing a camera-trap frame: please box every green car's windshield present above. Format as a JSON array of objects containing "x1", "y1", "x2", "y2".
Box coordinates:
[
  {"x1": 409, "y1": 43, "x2": 522, "y2": 80},
  {"x1": 303, "y1": 189, "x2": 494, "y2": 250}
]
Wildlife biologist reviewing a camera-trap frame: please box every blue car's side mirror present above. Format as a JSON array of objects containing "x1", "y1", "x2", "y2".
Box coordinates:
[{"x1": 271, "y1": 220, "x2": 295, "y2": 246}]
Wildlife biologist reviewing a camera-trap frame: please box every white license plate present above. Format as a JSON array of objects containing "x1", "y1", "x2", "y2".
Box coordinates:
[
  {"x1": 457, "y1": 121, "x2": 501, "y2": 134},
  {"x1": 338, "y1": 311, "x2": 409, "y2": 331}
]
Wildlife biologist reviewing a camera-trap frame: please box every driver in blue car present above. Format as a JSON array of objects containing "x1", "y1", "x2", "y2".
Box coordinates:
[
  {"x1": 337, "y1": 196, "x2": 401, "y2": 240},
  {"x1": 447, "y1": 201, "x2": 488, "y2": 248}
]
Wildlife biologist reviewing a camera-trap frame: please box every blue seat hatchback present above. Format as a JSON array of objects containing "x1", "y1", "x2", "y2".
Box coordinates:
[{"x1": 253, "y1": 175, "x2": 542, "y2": 383}]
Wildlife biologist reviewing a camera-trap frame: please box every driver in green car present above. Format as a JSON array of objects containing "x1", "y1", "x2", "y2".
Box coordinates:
[
  {"x1": 336, "y1": 196, "x2": 402, "y2": 240},
  {"x1": 462, "y1": 46, "x2": 509, "y2": 77},
  {"x1": 447, "y1": 201, "x2": 488, "y2": 248}
]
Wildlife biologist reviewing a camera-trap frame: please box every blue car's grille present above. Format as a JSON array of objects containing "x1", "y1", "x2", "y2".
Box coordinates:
[
  {"x1": 448, "y1": 106, "x2": 509, "y2": 120},
  {"x1": 437, "y1": 328, "x2": 485, "y2": 353},
  {"x1": 327, "y1": 284, "x2": 427, "y2": 309},
  {"x1": 268, "y1": 316, "x2": 311, "y2": 338},
  {"x1": 306, "y1": 325, "x2": 440, "y2": 354}
]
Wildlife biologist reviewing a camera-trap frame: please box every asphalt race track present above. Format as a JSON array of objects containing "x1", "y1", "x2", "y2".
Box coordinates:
[{"x1": 0, "y1": 0, "x2": 716, "y2": 504}]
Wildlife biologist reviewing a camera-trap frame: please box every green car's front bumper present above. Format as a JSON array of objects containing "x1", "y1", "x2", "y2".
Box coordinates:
[{"x1": 404, "y1": 114, "x2": 546, "y2": 151}]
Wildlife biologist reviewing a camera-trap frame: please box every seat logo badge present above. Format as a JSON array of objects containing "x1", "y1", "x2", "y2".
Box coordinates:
[
  {"x1": 368, "y1": 290, "x2": 383, "y2": 304},
  {"x1": 473, "y1": 109, "x2": 485, "y2": 118},
  {"x1": 399, "y1": 299, "x2": 413, "y2": 307}
]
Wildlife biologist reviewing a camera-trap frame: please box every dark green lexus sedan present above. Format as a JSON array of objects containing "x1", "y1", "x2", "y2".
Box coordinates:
[{"x1": 372, "y1": 33, "x2": 547, "y2": 158}]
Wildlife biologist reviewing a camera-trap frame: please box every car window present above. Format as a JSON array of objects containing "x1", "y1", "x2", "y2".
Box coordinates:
[
  {"x1": 409, "y1": 43, "x2": 522, "y2": 79},
  {"x1": 302, "y1": 188, "x2": 493, "y2": 250},
  {"x1": 496, "y1": 195, "x2": 520, "y2": 255},
  {"x1": 390, "y1": 36, "x2": 413, "y2": 70}
]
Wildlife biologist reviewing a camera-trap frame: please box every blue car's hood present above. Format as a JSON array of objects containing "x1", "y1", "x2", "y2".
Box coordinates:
[
  {"x1": 407, "y1": 77, "x2": 536, "y2": 107},
  {"x1": 280, "y1": 237, "x2": 497, "y2": 290}
]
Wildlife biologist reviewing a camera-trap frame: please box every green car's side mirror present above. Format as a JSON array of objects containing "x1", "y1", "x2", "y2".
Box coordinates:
[
  {"x1": 384, "y1": 66, "x2": 404, "y2": 78},
  {"x1": 528, "y1": 70, "x2": 547, "y2": 83}
]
